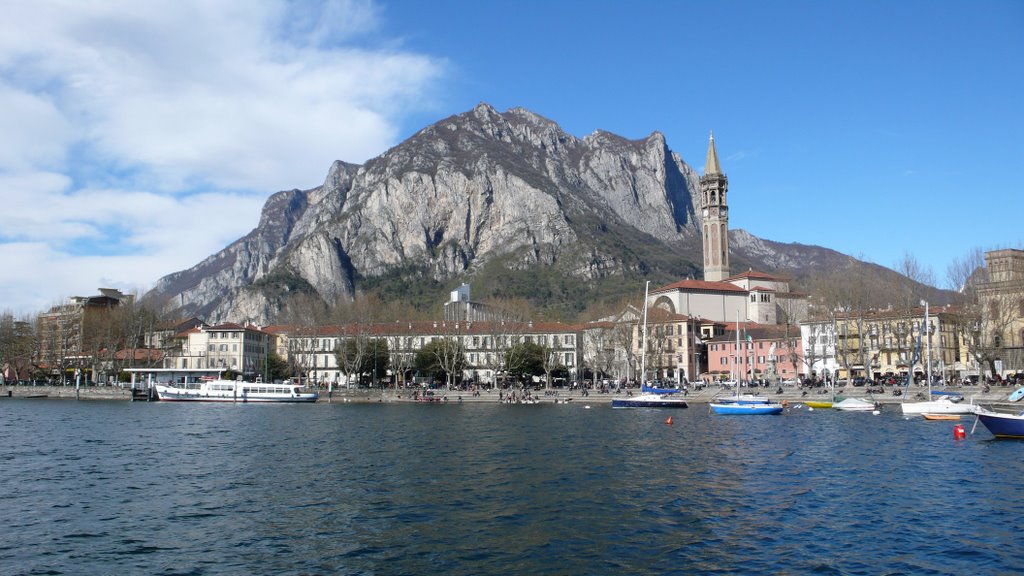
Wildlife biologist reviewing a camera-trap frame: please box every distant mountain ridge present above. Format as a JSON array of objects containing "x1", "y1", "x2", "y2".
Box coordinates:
[{"x1": 145, "y1": 103, "x2": 890, "y2": 323}]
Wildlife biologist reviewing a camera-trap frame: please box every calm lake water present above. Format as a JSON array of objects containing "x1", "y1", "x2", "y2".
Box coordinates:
[{"x1": 1, "y1": 399, "x2": 1021, "y2": 575}]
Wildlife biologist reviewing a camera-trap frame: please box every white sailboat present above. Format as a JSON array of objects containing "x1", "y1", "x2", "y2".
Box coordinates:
[
  {"x1": 900, "y1": 300, "x2": 975, "y2": 415},
  {"x1": 612, "y1": 281, "x2": 689, "y2": 409}
]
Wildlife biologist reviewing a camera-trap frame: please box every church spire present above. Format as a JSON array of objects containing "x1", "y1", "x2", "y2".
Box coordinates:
[
  {"x1": 704, "y1": 131, "x2": 721, "y2": 175},
  {"x1": 700, "y1": 131, "x2": 729, "y2": 282}
]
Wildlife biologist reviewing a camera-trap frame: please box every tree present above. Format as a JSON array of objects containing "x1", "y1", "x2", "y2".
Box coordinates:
[
  {"x1": 539, "y1": 338, "x2": 565, "y2": 389},
  {"x1": 336, "y1": 335, "x2": 370, "y2": 387},
  {"x1": 505, "y1": 342, "x2": 545, "y2": 385},
  {"x1": 361, "y1": 338, "x2": 391, "y2": 387},
  {"x1": 280, "y1": 292, "x2": 330, "y2": 385},
  {"x1": 415, "y1": 338, "x2": 466, "y2": 385},
  {"x1": 266, "y1": 351, "x2": 291, "y2": 382},
  {"x1": 583, "y1": 323, "x2": 618, "y2": 384},
  {"x1": 0, "y1": 311, "x2": 36, "y2": 383},
  {"x1": 389, "y1": 332, "x2": 416, "y2": 388}
]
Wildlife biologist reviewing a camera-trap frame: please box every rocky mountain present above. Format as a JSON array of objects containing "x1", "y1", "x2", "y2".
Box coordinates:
[{"x1": 145, "y1": 103, "x2": 890, "y2": 324}]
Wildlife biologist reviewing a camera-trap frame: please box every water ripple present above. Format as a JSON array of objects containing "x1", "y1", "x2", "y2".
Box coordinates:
[{"x1": 1, "y1": 401, "x2": 1023, "y2": 574}]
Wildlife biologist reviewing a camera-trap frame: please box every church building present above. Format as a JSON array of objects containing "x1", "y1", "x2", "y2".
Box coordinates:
[{"x1": 644, "y1": 133, "x2": 807, "y2": 326}]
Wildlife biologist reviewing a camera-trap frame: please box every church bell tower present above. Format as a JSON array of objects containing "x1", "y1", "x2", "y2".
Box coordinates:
[{"x1": 700, "y1": 132, "x2": 730, "y2": 281}]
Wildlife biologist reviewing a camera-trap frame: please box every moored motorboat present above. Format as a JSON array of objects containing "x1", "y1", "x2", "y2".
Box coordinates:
[
  {"x1": 612, "y1": 392, "x2": 689, "y2": 409},
  {"x1": 974, "y1": 407, "x2": 1024, "y2": 438},
  {"x1": 803, "y1": 400, "x2": 833, "y2": 409},
  {"x1": 156, "y1": 377, "x2": 318, "y2": 403},
  {"x1": 833, "y1": 397, "x2": 877, "y2": 412},
  {"x1": 900, "y1": 395, "x2": 975, "y2": 415},
  {"x1": 1008, "y1": 386, "x2": 1024, "y2": 402},
  {"x1": 922, "y1": 413, "x2": 961, "y2": 421}
]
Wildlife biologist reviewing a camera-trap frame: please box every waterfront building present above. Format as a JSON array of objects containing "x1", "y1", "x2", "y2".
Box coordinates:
[
  {"x1": 35, "y1": 288, "x2": 132, "y2": 383},
  {"x1": 974, "y1": 248, "x2": 1024, "y2": 376},
  {"x1": 161, "y1": 322, "x2": 273, "y2": 379},
  {"x1": 706, "y1": 323, "x2": 804, "y2": 382},
  {"x1": 265, "y1": 320, "x2": 583, "y2": 388},
  {"x1": 800, "y1": 305, "x2": 966, "y2": 383}
]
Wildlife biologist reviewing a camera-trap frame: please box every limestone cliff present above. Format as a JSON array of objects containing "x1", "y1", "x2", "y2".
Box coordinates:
[{"x1": 145, "y1": 103, "x2": 852, "y2": 323}]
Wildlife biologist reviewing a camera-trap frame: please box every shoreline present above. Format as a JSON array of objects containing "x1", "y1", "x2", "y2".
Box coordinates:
[{"x1": 3, "y1": 383, "x2": 1020, "y2": 409}]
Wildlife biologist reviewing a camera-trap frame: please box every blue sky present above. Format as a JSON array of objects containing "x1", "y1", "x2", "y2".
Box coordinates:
[{"x1": 1, "y1": 0, "x2": 1021, "y2": 315}]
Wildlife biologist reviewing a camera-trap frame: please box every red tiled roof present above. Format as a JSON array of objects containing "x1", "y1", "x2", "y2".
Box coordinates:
[
  {"x1": 651, "y1": 279, "x2": 747, "y2": 294},
  {"x1": 724, "y1": 269, "x2": 789, "y2": 282},
  {"x1": 265, "y1": 320, "x2": 583, "y2": 338}
]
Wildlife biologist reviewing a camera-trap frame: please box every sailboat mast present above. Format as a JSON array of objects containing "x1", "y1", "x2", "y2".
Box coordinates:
[
  {"x1": 734, "y1": 311, "x2": 740, "y2": 383},
  {"x1": 640, "y1": 281, "x2": 649, "y2": 385},
  {"x1": 923, "y1": 300, "x2": 931, "y2": 397}
]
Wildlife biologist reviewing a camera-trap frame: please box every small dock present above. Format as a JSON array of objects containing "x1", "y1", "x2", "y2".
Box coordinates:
[{"x1": 130, "y1": 386, "x2": 158, "y2": 402}]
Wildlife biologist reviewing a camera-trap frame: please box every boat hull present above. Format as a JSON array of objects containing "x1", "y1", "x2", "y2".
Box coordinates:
[
  {"x1": 803, "y1": 401, "x2": 833, "y2": 409},
  {"x1": 833, "y1": 398, "x2": 877, "y2": 412},
  {"x1": 612, "y1": 393, "x2": 688, "y2": 408},
  {"x1": 922, "y1": 413, "x2": 961, "y2": 421},
  {"x1": 709, "y1": 403, "x2": 783, "y2": 415},
  {"x1": 976, "y1": 410, "x2": 1024, "y2": 438},
  {"x1": 900, "y1": 397, "x2": 974, "y2": 415},
  {"x1": 155, "y1": 382, "x2": 318, "y2": 403}
]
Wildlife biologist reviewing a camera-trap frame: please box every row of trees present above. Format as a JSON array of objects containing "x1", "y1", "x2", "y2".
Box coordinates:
[
  {"x1": 329, "y1": 336, "x2": 568, "y2": 388},
  {"x1": 0, "y1": 294, "x2": 168, "y2": 384}
]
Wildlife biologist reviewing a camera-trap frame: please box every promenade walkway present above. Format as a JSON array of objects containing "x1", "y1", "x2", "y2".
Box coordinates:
[{"x1": 3, "y1": 383, "x2": 1018, "y2": 409}]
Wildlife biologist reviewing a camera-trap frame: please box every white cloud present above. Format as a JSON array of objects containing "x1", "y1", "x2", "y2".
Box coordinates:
[{"x1": 0, "y1": 0, "x2": 444, "y2": 315}]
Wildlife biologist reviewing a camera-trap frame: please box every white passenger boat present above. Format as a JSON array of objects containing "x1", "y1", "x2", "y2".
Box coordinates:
[{"x1": 155, "y1": 377, "x2": 318, "y2": 403}]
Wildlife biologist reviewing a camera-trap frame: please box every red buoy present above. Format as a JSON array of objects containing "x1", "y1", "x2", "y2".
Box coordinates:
[
  {"x1": 953, "y1": 424, "x2": 966, "y2": 440},
  {"x1": 665, "y1": 416, "x2": 673, "y2": 426}
]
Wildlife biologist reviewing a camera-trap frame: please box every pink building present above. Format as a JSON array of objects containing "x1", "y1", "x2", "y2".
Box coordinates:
[{"x1": 705, "y1": 322, "x2": 804, "y2": 382}]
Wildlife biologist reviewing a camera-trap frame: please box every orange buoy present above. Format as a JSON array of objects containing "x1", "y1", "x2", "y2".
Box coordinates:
[
  {"x1": 665, "y1": 416, "x2": 673, "y2": 426},
  {"x1": 953, "y1": 424, "x2": 966, "y2": 440}
]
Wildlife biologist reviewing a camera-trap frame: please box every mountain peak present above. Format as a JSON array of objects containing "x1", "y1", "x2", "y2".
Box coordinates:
[{"x1": 146, "y1": 104, "x2": 857, "y2": 324}]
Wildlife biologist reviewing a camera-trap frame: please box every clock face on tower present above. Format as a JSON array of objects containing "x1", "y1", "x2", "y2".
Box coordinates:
[{"x1": 702, "y1": 209, "x2": 709, "y2": 218}]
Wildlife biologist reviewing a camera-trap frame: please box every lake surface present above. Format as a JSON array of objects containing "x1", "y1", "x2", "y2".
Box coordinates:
[{"x1": 1, "y1": 399, "x2": 1021, "y2": 575}]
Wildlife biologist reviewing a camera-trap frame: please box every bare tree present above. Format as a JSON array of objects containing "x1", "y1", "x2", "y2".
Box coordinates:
[
  {"x1": 0, "y1": 311, "x2": 36, "y2": 384},
  {"x1": 946, "y1": 248, "x2": 1024, "y2": 379}
]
